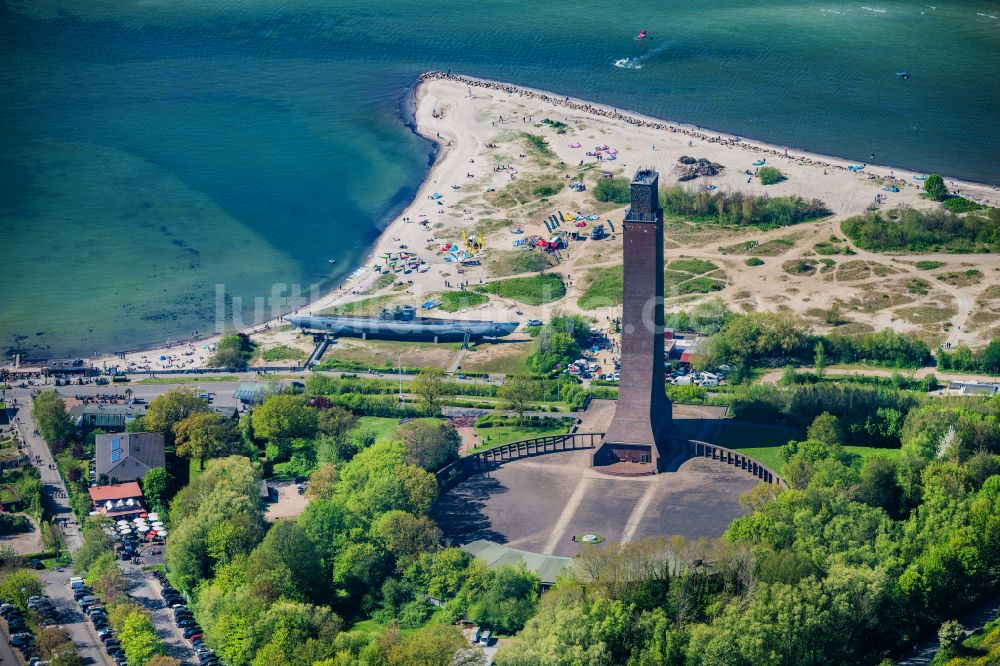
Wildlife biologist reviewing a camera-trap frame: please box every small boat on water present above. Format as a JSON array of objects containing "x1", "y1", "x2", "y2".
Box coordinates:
[
  {"x1": 896, "y1": 71, "x2": 909, "y2": 79},
  {"x1": 635, "y1": 30, "x2": 647, "y2": 40},
  {"x1": 328, "y1": 259, "x2": 337, "y2": 264}
]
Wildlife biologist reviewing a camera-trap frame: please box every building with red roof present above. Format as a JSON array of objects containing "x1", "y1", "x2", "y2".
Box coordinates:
[{"x1": 88, "y1": 482, "x2": 145, "y2": 517}]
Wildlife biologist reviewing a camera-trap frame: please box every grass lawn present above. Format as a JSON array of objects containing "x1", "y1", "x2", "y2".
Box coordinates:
[
  {"x1": 188, "y1": 457, "x2": 203, "y2": 484},
  {"x1": 259, "y1": 345, "x2": 307, "y2": 362},
  {"x1": 473, "y1": 273, "x2": 565, "y2": 305},
  {"x1": 435, "y1": 290, "x2": 489, "y2": 312},
  {"x1": 718, "y1": 421, "x2": 901, "y2": 471},
  {"x1": 323, "y1": 338, "x2": 461, "y2": 371},
  {"x1": 666, "y1": 258, "x2": 718, "y2": 274},
  {"x1": 718, "y1": 421, "x2": 801, "y2": 470},
  {"x1": 354, "y1": 416, "x2": 403, "y2": 443},
  {"x1": 320, "y1": 294, "x2": 397, "y2": 316},
  {"x1": 578, "y1": 265, "x2": 623, "y2": 310},
  {"x1": 460, "y1": 341, "x2": 534, "y2": 375},
  {"x1": 486, "y1": 249, "x2": 554, "y2": 277},
  {"x1": 135, "y1": 375, "x2": 238, "y2": 385},
  {"x1": 470, "y1": 422, "x2": 571, "y2": 452}
]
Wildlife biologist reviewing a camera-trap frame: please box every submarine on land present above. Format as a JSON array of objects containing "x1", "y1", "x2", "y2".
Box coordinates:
[{"x1": 285, "y1": 305, "x2": 519, "y2": 342}]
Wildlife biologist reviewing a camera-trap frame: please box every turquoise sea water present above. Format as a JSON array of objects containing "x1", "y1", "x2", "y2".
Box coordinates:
[{"x1": 1, "y1": 0, "x2": 997, "y2": 357}]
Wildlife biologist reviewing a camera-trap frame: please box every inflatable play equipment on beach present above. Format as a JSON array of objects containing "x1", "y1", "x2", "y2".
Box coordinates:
[{"x1": 848, "y1": 165, "x2": 865, "y2": 171}]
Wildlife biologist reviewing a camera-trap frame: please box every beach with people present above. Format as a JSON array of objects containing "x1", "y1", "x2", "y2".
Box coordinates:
[{"x1": 36, "y1": 72, "x2": 1000, "y2": 373}]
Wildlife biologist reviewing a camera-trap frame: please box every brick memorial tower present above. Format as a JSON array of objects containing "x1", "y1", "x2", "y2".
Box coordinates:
[{"x1": 592, "y1": 168, "x2": 673, "y2": 473}]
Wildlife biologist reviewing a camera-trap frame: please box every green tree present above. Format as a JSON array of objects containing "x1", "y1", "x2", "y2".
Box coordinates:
[
  {"x1": 37, "y1": 627, "x2": 83, "y2": 666},
  {"x1": 206, "y1": 514, "x2": 265, "y2": 566},
  {"x1": 335, "y1": 442, "x2": 438, "y2": 520},
  {"x1": 173, "y1": 411, "x2": 241, "y2": 469},
  {"x1": 119, "y1": 612, "x2": 163, "y2": 665},
  {"x1": 125, "y1": 416, "x2": 147, "y2": 433},
  {"x1": 385, "y1": 624, "x2": 477, "y2": 666},
  {"x1": 396, "y1": 419, "x2": 461, "y2": 471},
  {"x1": 166, "y1": 456, "x2": 263, "y2": 589},
  {"x1": 982, "y1": 339, "x2": 1000, "y2": 374},
  {"x1": 248, "y1": 520, "x2": 325, "y2": 603},
  {"x1": 924, "y1": 174, "x2": 948, "y2": 201},
  {"x1": 251, "y1": 394, "x2": 318, "y2": 443},
  {"x1": 467, "y1": 566, "x2": 541, "y2": 634},
  {"x1": 0, "y1": 569, "x2": 43, "y2": 609},
  {"x1": 372, "y1": 511, "x2": 442, "y2": 566},
  {"x1": 498, "y1": 376, "x2": 541, "y2": 424},
  {"x1": 814, "y1": 341, "x2": 827, "y2": 378},
  {"x1": 144, "y1": 388, "x2": 208, "y2": 442},
  {"x1": 32, "y1": 390, "x2": 74, "y2": 444},
  {"x1": 856, "y1": 455, "x2": 903, "y2": 517},
  {"x1": 937, "y1": 619, "x2": 965, "y2": 658},
  {"x1": 806, "y1": 412, "x2": 843, "y2": 445},
  {"x1": 305, "y1": 464, "x2": 338, "y2": 500},
  {"x1": 317, "y1": 406, "x2": 357, "y2": 442},
  {"x1": 211, "y1": 333, "x2": 255, "y2": 369},
  {"x1": 141, "y1": 467, "x2": 170, "y2": 513},
  {"x1": 412, "y1": 369, "x2": 447, "y2": 416},
  {"x1": 146, "y1": 657, "x2": 182, "y2": 666}
]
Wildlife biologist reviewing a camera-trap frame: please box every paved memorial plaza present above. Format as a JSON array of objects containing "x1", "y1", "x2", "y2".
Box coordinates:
[{"x1": 434, "y1": 403, "x2": 763, "y2": 557}]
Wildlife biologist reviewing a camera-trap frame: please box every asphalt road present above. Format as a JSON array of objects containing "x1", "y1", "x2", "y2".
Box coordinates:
[
  {"x1": 0, "y1": 622, "x2": 24, "y2": 666},
  {"x1": 7, "y1": 393, "x2": 82, "y2": 551}
]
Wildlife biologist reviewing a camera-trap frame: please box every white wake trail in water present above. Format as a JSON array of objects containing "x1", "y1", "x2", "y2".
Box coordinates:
[{"x1": 613, "y1": 44, "x2": 669, "y2": 70}]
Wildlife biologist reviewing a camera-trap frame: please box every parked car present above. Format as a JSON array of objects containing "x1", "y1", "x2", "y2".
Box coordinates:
[{"x1": 9, "y1": 631, "x2": 34, "y2": 646}]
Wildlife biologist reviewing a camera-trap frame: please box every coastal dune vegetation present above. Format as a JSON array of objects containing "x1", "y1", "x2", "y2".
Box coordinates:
[
  {"x1": 592, "y1": 176, "x2": 832, "y2": 230},
  {"x1": 473, "y1": 273, "x2": 566, "y2": 305},
  {"x1": 842, "y1": 205, "x2": 1000, "y2": 253},
  {"x1": 594, "y1": 177, "x2": 830, "y2": 229}
]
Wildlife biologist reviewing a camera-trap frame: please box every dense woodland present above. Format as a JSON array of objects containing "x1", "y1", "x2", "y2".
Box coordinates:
[{"x1": 17, "y1": 301, "x2": 1000, "y2": 665}]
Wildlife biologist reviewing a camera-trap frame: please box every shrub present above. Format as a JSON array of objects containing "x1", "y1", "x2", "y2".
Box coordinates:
[
  {"x1": 593, "y1": 177, "x2": 631, "y2": 204},
  {"x1": 745, "y1": 257, "x2": 764, "y2": 266},
  {"x1": 523, "y1": 133, "x2": 552, "y2": 159},
  {"x1": 841, "y1": 205, "x2": 1000, "y2": 252},
  {"x1": 942, "y1": 196, "x2": 983, "y2": 213},
  {"x1": 758, "y1": 166, "x2": 786, "y2": 185},
  {"x1": 660, "y1": 185, "x2": 827, "y2": 228}
]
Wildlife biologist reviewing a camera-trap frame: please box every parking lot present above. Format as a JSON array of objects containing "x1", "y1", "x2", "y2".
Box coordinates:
[{"x1": 40, "y1": 568, "x2": 110, "y2": 665}]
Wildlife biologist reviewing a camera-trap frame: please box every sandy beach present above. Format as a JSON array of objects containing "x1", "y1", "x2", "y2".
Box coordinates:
[{"x1": 30, "y1": 72, "x2": 1000, "y2": 373}]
